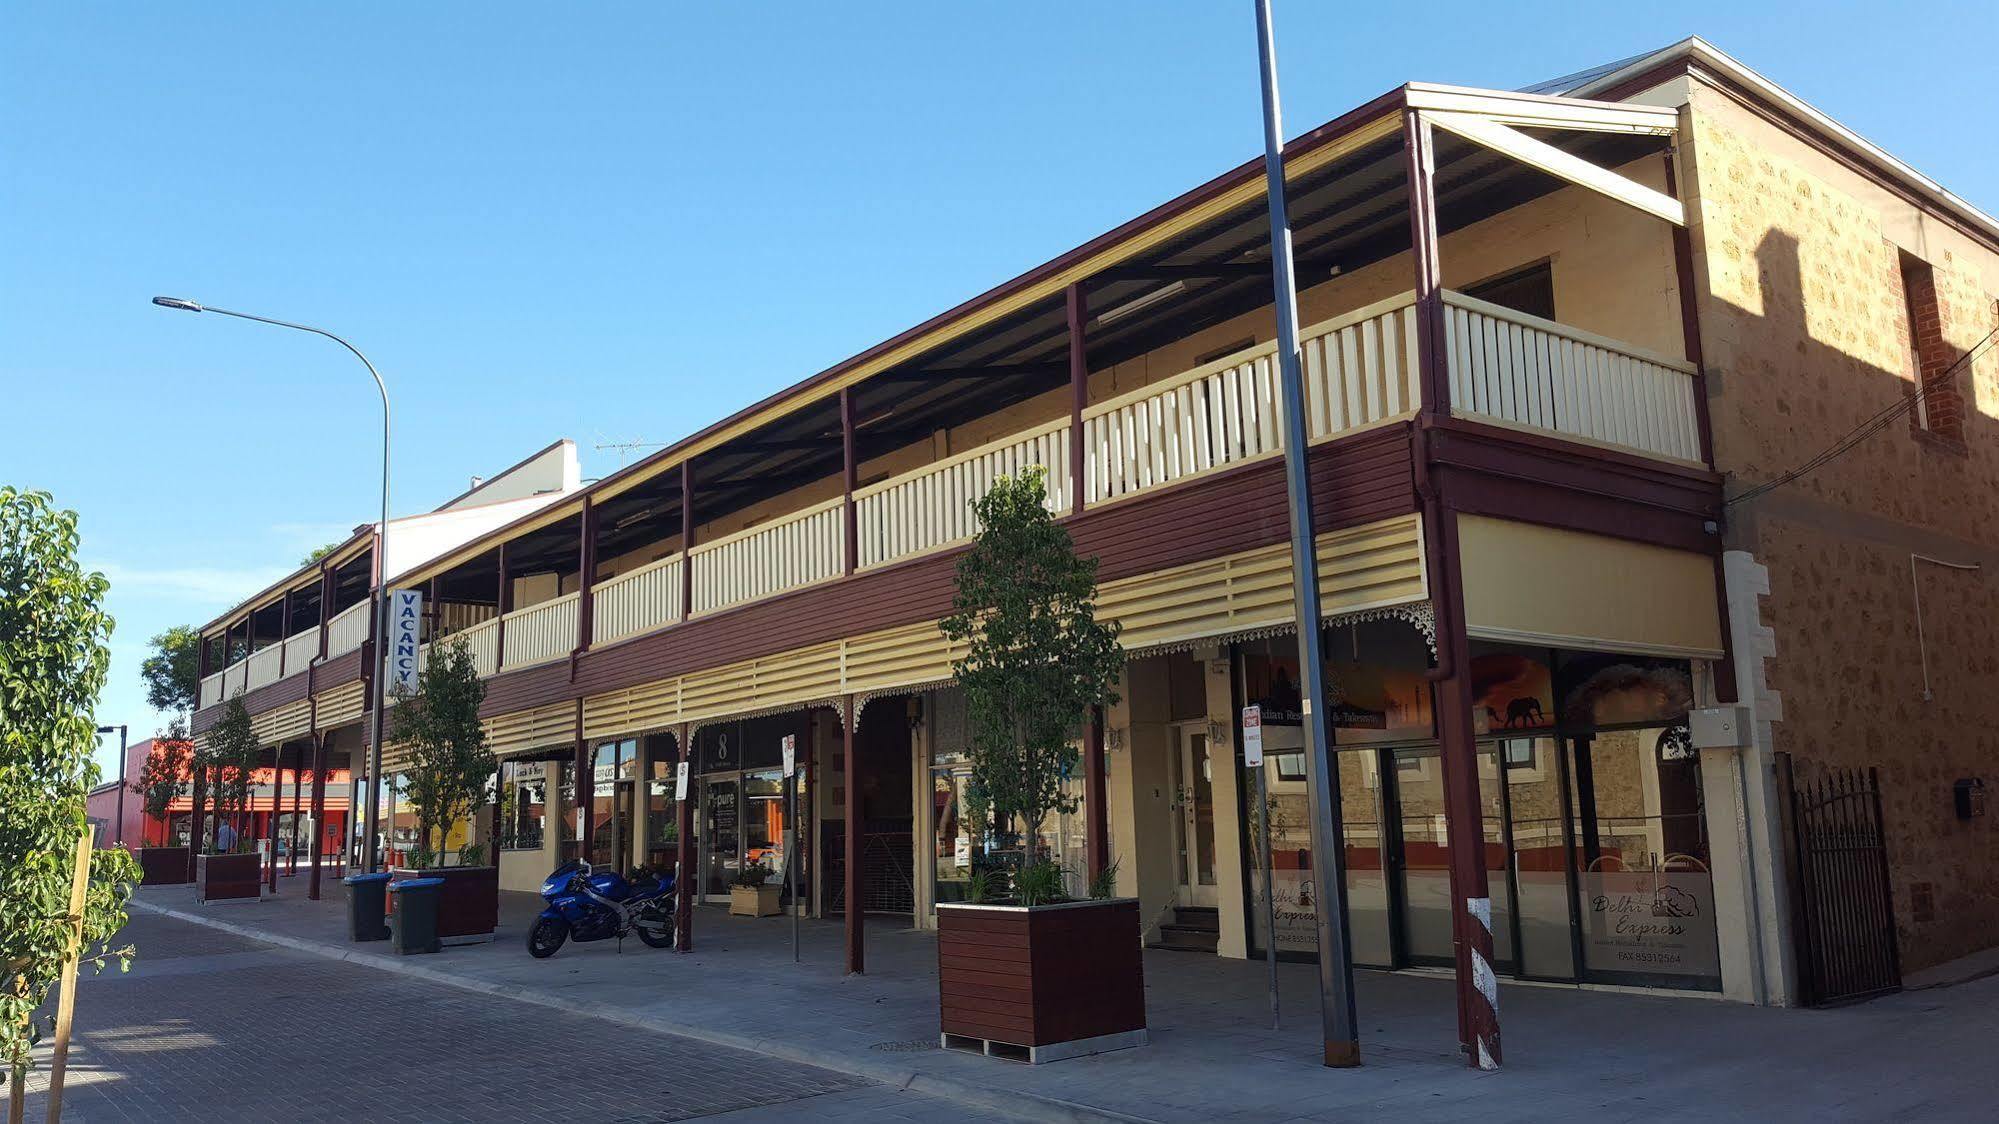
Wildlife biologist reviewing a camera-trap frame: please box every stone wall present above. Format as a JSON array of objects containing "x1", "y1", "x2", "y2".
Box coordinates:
[{"x1": 1686, "y1": 81, "x2": 1999, "y2": 971}]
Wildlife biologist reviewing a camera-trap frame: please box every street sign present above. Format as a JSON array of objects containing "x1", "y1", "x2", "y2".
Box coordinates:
[
  {"x1": 388, "y1": 589, "x2": 423, "y2": 694},
  {"x1": 1242, "y1": 705, "x2": 1264, "y2": 766},
  {"x1": 781, "y1": 734, "x2": 797, "y2": 778},
  {"x1": 674, "y1": 760, "x2": 689, "y2": 801}
]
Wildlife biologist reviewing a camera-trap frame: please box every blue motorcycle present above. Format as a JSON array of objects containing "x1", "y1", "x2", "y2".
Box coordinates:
[{"x1": 527, "y1": 859, "x2": 675, "y2": 958}]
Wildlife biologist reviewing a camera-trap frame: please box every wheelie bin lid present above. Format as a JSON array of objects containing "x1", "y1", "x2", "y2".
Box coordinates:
[
  {"x1": 389, "y1": 877, "x2": 445, "y2": 891},
  {"x1": 343, "y1": 872, "x2": 393, "y2": 885}
]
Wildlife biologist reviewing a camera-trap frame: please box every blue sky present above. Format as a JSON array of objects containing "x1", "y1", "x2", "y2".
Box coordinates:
[{"x1": 4, "y1": 2, "x2": 1991, "y2": 782}]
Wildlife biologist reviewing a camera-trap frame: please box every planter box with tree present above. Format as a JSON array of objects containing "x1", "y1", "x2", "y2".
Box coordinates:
[
  {"x1": 133, "y1": 732, "x2": 192, "y2": 885},
  {"x1": 387, "y1": 638, "x2": 500, "y2": 944},
  {"x1": 935, "y1": 469, "x2": 1143, "y2": 1064},
  {"x1": 196, "y1": 695, "x2": 262, "y2": 903},
  {"x1": 728, "y1": 860, "x2": 782, "y2": 917}
]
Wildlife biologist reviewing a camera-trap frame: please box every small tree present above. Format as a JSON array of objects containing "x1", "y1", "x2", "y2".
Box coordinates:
[
  {"x1": 135, "y1": 727, "x2": 193, "y2": 846},
  {"x1": 390, "y1": 639, "x2": 495, "y2": 868},
  {"x1": 940, "y1": 469, "x2": 1123, "y2": 901},
  {"x1": 139, "y1": 624, "x2": 202, "y2": 722},
  {"x1": 200, "y1": 696, "x2": 260, "y2": 852},
  {"x1": 0, "y1": 487, "x2": 139, "y2": 1098}
]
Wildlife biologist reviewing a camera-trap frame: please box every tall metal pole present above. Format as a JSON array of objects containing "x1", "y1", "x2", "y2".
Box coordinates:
[
  {"x1": 1252, "y1": 0, "x2": 1360, "y2": 1067},
  {"x1": 151, "y1": 297, "x2": 391, "y2": 873}
]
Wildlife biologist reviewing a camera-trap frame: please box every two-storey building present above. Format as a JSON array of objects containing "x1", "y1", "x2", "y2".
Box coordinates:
[{"x1": 186, "y1": 37, "x2": 1999, "y2": 1063}]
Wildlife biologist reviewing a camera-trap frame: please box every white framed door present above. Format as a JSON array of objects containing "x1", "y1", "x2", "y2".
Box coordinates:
[{"x1": 1171, "y1": 723, "x2": 1220, "y2": 907}]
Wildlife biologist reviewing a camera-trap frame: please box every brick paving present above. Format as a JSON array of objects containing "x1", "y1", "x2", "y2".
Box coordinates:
[{"x1": 11, "y1": 912, "x2": 1012, "y2": 1122}]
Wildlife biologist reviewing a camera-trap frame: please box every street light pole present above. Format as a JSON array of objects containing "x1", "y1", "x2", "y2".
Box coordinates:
[
  {"x1": 1252, "y1": 0, "x2": 1361, "y2": 1067},
  {"x1": 97, "y1": 725, "x2": 128, "y2": 845},
  {"x1": 152, "y1": 296, "x2": 392, "y2": 873}
]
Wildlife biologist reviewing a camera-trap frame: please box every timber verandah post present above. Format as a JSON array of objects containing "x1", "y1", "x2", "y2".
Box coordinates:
[
  {"x1": 1067, "y1": 282, "x2": 1089, "y2": 516},
  {"x1": 308, "y1": 732, "x2": 328, "y2": 900},
  {"x1": 843, "y1": 695, "x2": 862, "y2": 974},
  {"x1": 841, "y1": 388, "x2": 859, "y2": 574},
  {"x1": 673, "y1": 723, "x2": 696, "y2": 952},
  {"x1": 1404, "y1": 104, "x2": 1502, "y2": 1070}
]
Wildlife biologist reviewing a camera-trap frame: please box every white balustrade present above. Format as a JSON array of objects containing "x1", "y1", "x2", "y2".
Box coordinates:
[
  {"x1": 281, "y1": 626, "x2": 321, "y2": 676},
  {"x1": 1443, "y1": 290, "x2": 1702, "y2": 463},
  {"x1": 1300, "y1": 293, "x2": 1422, "y2": 442},
  {"x1": 222, "y1": 660, "x2": 248, "y2": 700},
  {"x1": 499, "y1": 591, "x2": 580, "y2": 670},
  {"x1": 593, "y1": 553, "x2": 684, "y2": 645},
  {"x1": 854, "y1": 421, "x2": 1071, "y2": 570},
  {"x1": 457, "y1": 616, "x2": 501, "y2": 678},
  {"x1": 689, "y1": 498, "x2": 845, "y2": 615},
  {"x1": 326, "y1": 600, "x2": 372, "y2": 657},
  {"x1": 244, "y1": 644, "x2": 284, "y2": 691},
  {"x1": 199, "y1": 671, "x2": 223, "y2": 710}
]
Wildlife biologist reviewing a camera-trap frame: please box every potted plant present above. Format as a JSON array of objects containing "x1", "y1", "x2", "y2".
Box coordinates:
[
  {"x1": 729, "y1": 860, "x2": 782, "y2": 917},
  {"x1": 386, "y1": 639, "x2": 500, "y2": 944},
  {"x1": 195, "y1": 696, "x2": 262, "y2": 902},
  {"x1": 935, "y1": 468, "x2": 1140, "y2": 1064},
  {"x1": 133, "y1": 728, "x2": 192, "y2": 885}
]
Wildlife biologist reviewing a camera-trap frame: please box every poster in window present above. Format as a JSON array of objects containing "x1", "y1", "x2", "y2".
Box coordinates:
[
  {"x1": 1469, "y1": 644, "x2": 1555, "y2": 733},
  {"x1": 1558, "y1": 654, "x2": 1694, "y2": 728}
]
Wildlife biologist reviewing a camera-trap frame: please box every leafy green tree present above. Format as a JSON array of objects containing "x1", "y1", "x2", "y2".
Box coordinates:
[
  {"x1": 0, "y1": 487, "x2": 139, "y2": 1095},
  {"x1": 300, "y1": 540, "x2": 342, "y2": 568},
  {"x1": 199, "y1": 696, "x2": 260, "y2": 851},
  {"x1": 139, "y1": 624, "x2": 202, "y2": 720},
  {"x1": 135, "y1": 727, "x2": 193, "y2": 846},
  {"x1": 940, "y1": 468, "x2": 1123, "y2": 889},
  {"x1": 391, "y1": 639, "x2": 495, "y2": 867}
]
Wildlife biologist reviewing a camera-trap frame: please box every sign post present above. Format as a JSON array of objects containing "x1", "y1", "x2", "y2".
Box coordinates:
[
  {"x1": 782, "y1": 734, "x2": 799, "y2": 962},
  {"x1": 1243, "y1": 705, "x2": 1279, "y2": 1029}
]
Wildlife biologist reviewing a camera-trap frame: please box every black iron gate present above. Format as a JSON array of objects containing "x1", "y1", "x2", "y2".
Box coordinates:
[{"x1": 1777, "y1": 754, "x2": 1903, "y2": 1006}]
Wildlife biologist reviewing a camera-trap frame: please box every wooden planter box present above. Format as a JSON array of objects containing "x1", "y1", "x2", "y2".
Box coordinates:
[
  {"x1": 195, "y1": 852, "x2": 262, "y2": 903},
  {"x1": 730, "y1": 884, "x2": 782, "y2": 917},
  {"x1": 936, "y1": 898, "x2": 1147, "y2": 1063},
  {"x1": 137, "y1": 846, "x2": 191, "y2": 886},
  {"x1": 390, "y1": 866, "x2": 498, "y2": 944}
]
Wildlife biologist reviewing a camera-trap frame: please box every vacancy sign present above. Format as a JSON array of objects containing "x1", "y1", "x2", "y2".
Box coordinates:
[
  {"x1": 782, "y1": 734, "x2": 797, "y2": 778},
  {"x1": 388, "y1": 589, "x2": 423, "y2": 694},
  {"x1": 1241, "y1": 705, "x2": 1264, "y2": 767}
]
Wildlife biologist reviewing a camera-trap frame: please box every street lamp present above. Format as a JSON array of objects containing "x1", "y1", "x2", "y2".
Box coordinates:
[
  {"x1": 96, "y1": 724, "x2": 129, "y2": 844},
  {"x1": 152, "y1": 296, "x2": 393, "y2": 873}
]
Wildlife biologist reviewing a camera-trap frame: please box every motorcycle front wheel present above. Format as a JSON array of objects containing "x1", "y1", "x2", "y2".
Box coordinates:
[{"x1": 527, "y1": 916, "x2": 569, "y2": 959}]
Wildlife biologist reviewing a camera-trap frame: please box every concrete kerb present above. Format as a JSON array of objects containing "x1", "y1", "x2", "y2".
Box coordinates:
[{"x1": 130, "y1": 899, "x2": 1153, "y2": 1124}]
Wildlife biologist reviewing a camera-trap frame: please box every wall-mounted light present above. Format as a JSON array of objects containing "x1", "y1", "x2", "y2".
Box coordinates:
[
  {"x1": 1106, "y1": 727, "x2": 1126, "y2": 752},
  {"x1": 1207, "y1": 719, "x2": 1231, "y2": 749}
]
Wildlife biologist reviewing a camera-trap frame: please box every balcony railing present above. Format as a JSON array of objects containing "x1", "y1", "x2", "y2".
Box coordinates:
[
  {"x1": 245, "y1": 644, "x2": 285, "y2": 692},
  {"x1": 855, "y1": 419, "x2": 1071, "y2": 571},
  {"x1": 326, "y1": 600, "x2": 372, "y2": 657},
  {"x1": 1442, "y1": 291, "x2": 1701, "y2": 463},
  {"x1": 689, "y1": 496, "x2": 845, "y2": 615},
  {"x1": 594, "y1": 553, "x2": 684, "y2": 646},
  {"x1": 499, "y1": 591, "x2": 579, "y2": 670},
  {"x1": 196, "y1": 289, "x2": 1706, "y2": 714},
  {"x1": 1084, "y1": 293, "x2": 1422, "y2": 507}
]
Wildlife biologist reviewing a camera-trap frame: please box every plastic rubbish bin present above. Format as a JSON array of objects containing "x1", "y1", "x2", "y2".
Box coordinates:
[
  {"x1": 343, "y1": 872, "x2": 392, "y2": 942},
  {"x1": 389, "y1": 877, "x2": 445, "y2": 955}
]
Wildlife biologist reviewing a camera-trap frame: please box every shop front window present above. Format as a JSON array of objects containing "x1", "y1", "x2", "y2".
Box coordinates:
[
  {"x1": 646, "y1": 746, "x2": 678, "y2": 869},
  {"x1": 499, "y1": 759, "x2": 547, "y2": 851}
]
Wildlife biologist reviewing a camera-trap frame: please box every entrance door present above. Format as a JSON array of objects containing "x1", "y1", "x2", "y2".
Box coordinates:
[
  {"x1": 1171, "y1": 725, "x2": 1218, "y2": 907},
  {"x1": 1388, "y1": 745, "x2": 1513, "y2": 969},
  {"x1": 590, "y1": 780, "x2": 634, "y2": 871},
  {"x1": 701, "y1": 778, "x2": 740, "y2": 901}
]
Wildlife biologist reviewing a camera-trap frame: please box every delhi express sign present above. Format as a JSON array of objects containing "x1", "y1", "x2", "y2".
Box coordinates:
[{"x1": 388, "y1": 589, "x2": 423, "y2": 694}]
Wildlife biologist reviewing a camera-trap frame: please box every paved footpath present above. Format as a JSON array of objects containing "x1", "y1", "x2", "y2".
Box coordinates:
[{"x1": 9, "y1": 911, "x2": 1019, "y2": 1123}]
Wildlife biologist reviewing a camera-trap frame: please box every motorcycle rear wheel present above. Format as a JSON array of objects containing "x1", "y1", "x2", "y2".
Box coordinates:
[
  {"x1": 635, "y1": 911, "x2": 674, "y2": 949},
  {"x1": 527, "y1": 916, "x2": 569, "y2": 959}
]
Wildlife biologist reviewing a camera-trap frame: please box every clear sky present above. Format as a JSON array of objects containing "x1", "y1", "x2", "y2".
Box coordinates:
[{"x1": 4, "y1": 2, "x2": 1991, "y2": 782}]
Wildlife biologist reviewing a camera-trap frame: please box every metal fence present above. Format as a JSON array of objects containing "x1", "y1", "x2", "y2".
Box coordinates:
[{"x1": 1777, "y1": 753, "x2": 1903, "y2": 1006}]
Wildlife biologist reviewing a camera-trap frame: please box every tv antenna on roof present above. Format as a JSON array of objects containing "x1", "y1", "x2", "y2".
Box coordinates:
[{"x1": 594, "y1": 437, "x2": 668, "y2": 469}]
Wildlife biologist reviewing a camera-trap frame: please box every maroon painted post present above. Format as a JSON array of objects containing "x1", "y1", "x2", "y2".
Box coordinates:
[
  {"x1": 266, "y1": 749, "x2": 282, "y2": 892},
  {"x1": 188, "y1": 764, "x2": 207, "y2": 879},
  {"x1": 279, "y1": 589, "x2": 293, "y2": 677},
  {"x1": 574, "y1": 703, "x2": 593, "y2": 861},
  {"x1": 1404, "y1": 105, "x2": 1500, "y2": 1070},
  {"x1": 673, "y1": 726, "x2": 696, "y2": 952},
  {"x1": 577, "y1": 499, "x2": 596, "y2": 653},
  {"x1": 679, "y1": 460, "x2": 696, "y2": 620},
  {"x1": 1067, "y1": 282, "x2": 1089, "y2": 514},
  {"x1": 288, "y1": 742, "x2": 304, "y2": 874},
  {"x1": 840, "y1": 388, "x2": 859, "y2": 574},
  {"x1": 843, "y1": 696, "x2": 862, "y2": 974},
  {"x1": 494, "y1": 541, "x2": 511, "y2": 668},
  {"x1": 1083, "y1": 704, "x2": 1108, "y2": 880},
  {"x1": 308, "y1": 734, "x2": 328, "y2": 900}
]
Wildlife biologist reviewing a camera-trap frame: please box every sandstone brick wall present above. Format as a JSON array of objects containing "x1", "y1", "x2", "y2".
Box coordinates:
[{"x1": 1685, "y1": 82, "x2": 1999, "y2": 971}]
